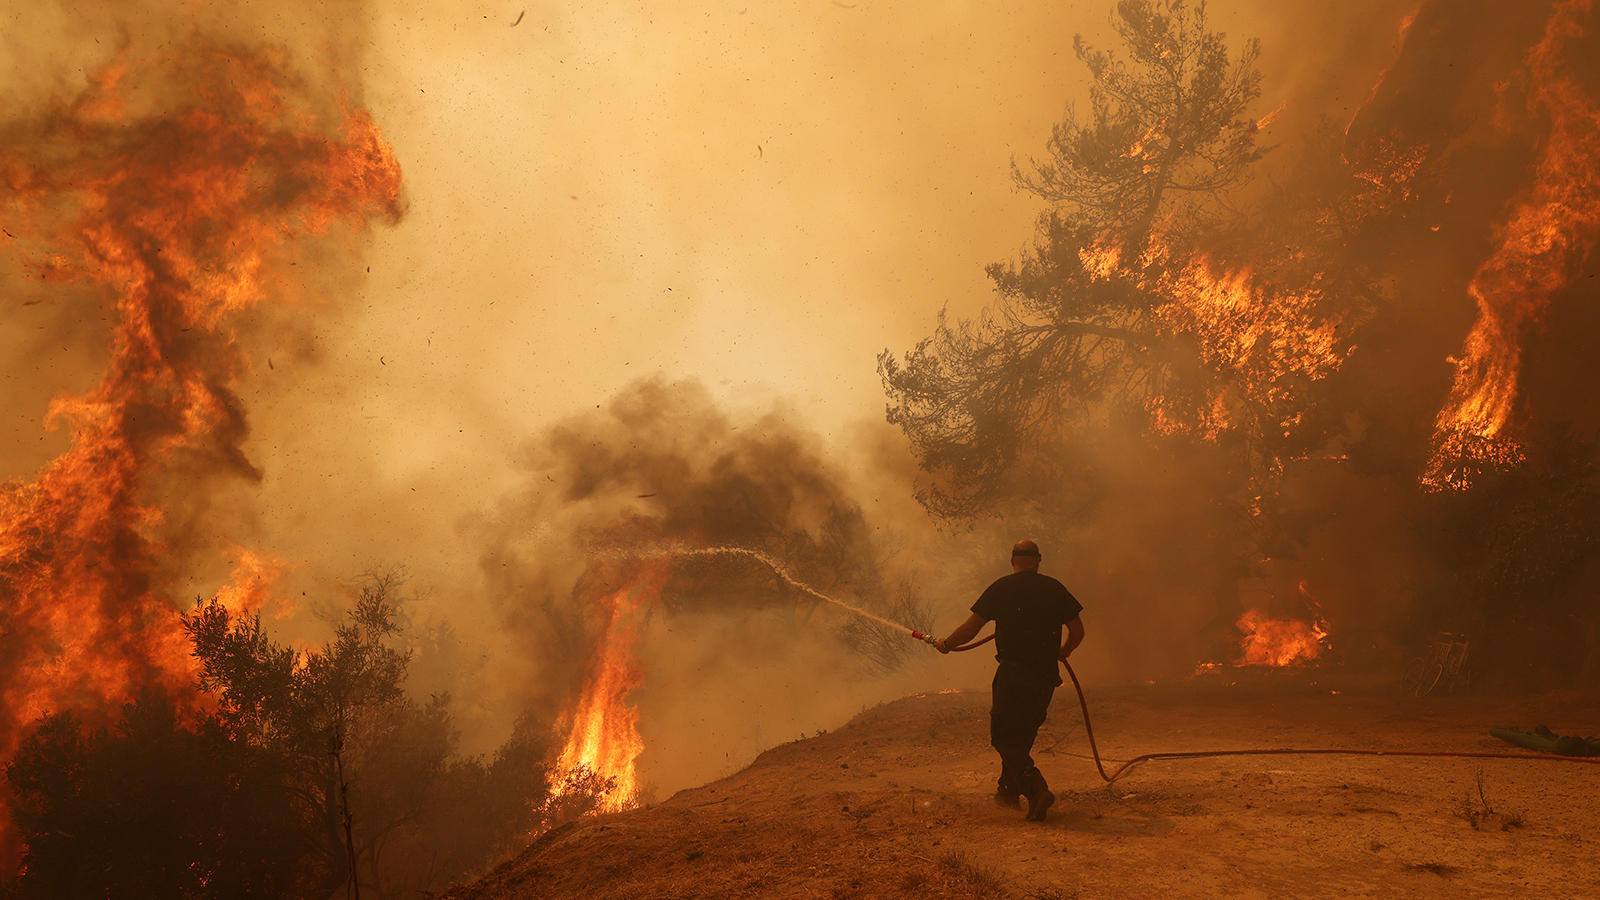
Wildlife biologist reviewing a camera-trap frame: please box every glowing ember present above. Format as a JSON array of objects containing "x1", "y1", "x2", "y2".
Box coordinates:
[
  {"x1": 551, "y1": 564, "x2": 669, "y2": 814},
  {"x1": 1077, "y1": 237, "x2": 1125, "y2": 281},
  {"x1": 1236, "y1": 608, "x2": 1329, "y2": 667},
  {"x1": 1424, "y1": 0, "x2": 1600, "y2": 490},
  {"x1": 0, "y1": 44, "x2": 401, "y2": 859}
]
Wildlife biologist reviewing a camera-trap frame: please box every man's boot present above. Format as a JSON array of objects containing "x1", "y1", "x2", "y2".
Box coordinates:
[
  {"x1": 994, "y1": 774, "x2": 1022, "y2": 809},
  {"x1": 1020, "y1": 766, "x2": 1054, "y2": 822}
]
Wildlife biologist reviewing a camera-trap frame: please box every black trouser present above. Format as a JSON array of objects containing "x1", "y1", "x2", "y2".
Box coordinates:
[{"x1": 990, "y1": 664, "x2": 1058, "y2": 798}]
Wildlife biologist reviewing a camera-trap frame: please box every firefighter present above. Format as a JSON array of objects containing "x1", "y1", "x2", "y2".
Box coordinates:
[{"x1": 936, "y1": 540, "x2": 1085, "y2": 821}]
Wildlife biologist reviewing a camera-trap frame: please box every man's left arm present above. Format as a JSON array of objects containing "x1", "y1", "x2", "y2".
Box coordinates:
[{"x1": 1058, "y1": 616, "x2": 1085, "y2": 662}]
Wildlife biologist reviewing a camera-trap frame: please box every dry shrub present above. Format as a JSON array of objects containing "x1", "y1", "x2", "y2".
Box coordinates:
[
  {"x1": 1455, "y1": 768, "x2": 1527, "y2": 831},
  {"x1": 938, "y1": 849, "x2": 1006, "y2": 892}
]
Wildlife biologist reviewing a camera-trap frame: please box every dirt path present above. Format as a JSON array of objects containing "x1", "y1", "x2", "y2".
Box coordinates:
[{"x1": 444, "y1": 670, "x2": 1600, "y2": 899}]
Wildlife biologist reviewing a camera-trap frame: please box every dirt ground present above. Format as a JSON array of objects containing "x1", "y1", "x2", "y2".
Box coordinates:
[{"x1": 442, "y1": 668, "x2": 1600, "y2": 899}]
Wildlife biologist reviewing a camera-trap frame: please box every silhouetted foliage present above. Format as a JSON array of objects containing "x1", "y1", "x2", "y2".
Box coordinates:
[
  {"x1": 536, "y1": 765, "x2": 617, "y2": 828},
  {"x1": 877, "y1": 216, "x2": 1151, "y2": 519},
  {"x1": 5, "y1": 572, "x2": 552, "y2": 900},
  {"x1": 184, "y1": 573, "x2": 412, "y2": 896},
  {"x1": 1014, "y1": 0, "x2": 1264, "y2": 246},
  {"x1": 6, "y1": 690, "x2": 323, "y2": 900},
  {"x1": 185, "y1": 571, "x2": 551, "y2": 898},
  {"x1": 1412, "y1": 425, "x2": 1600, "y2": 682},
  {"x1": 879, "y1": 0, "x2": 1278, "y2": 520}
]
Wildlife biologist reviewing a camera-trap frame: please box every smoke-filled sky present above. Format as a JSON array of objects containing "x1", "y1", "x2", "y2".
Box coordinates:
[
  {"x1": 5, "y1": 0, "x2": 1412, "y2": 472},
  {"x1": 0, "y1": 0, "x2": 1419, "y2": 790},
  {"x1": 333, "y1": 0, "x2": 1413, "y2": 438}
]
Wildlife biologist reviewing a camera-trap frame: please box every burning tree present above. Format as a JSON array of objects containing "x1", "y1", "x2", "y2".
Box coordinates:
[
  {"x1": 876, "y1": 1, "x2": 1396, "y2": 670},
  {"x1": 0, "y1": 41, "x2": 403, "y2": 864},
  {"x1": 883, "y1": 0, "x2": 1600, "y2": 681},
  {"x1": 877, "y1": 0, "x2": 1362, "y2": 524},
  {"x1": 1421, "y1": 0, "x2": 1600, "y2": 490},
  {"x1": 877, "y1": 1, "x2": 1363, "y2": 540}
]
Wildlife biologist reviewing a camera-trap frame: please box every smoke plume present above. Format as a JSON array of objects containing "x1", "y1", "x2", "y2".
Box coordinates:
[{"x1": 476, "y1": 376, "x2": 947, "y2": 796}]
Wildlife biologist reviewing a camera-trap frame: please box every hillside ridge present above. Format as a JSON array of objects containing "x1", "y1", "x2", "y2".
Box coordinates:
[{"x1": 443, "y1": 674, "x2": 1600, "y2": 899}]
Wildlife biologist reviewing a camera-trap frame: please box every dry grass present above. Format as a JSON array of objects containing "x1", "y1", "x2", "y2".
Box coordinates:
[
  {"x1": 897, "y1": 868, "x2": 932, "y2": 893},
  {"x1": 1455, "y1": 768, "x2": 1527, "y2": 831},
  {"x1": 938, "y1": 849, "x2": 1006, "y2": 892}
]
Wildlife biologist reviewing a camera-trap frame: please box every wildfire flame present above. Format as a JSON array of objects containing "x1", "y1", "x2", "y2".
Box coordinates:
[
  {"x1": 1235, "y1": 608, "x2": 1329, "y2": 667},
  {"x1": 1150, "y1": 255, "x2": 1348, "y2": 441},
  {"x1": 550, "y1": 563, "x2": 669, "y2": 814},
  {"x1": 1424, "y1": 0, "x2": 1600, "y2": 489},
  {"x1": 0, "y1": 43, "x2": 402, "y2": 857},
  {"x1": 1076, "y1": 235, "x2": 1351, "y2": 446}
]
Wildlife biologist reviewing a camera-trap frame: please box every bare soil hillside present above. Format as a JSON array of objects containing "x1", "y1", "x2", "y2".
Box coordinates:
[{"x1": 442, "y1": 669, "x2": 1600, "y2": 900}]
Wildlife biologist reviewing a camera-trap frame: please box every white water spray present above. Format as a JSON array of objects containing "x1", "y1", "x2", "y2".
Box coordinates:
[{"x1": 613, "y1": 543, "x2": 918, "y2": 634}]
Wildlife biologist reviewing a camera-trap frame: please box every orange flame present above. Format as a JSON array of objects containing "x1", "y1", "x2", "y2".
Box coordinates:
[
  {"x1": 551, "y1": 563, "x2": 669, "y2": 814},
  {"x1": 1077, "y1": 236, "x2": 1124, "y2": 281},
  {"x1": 1236, "y1": 608, "x2": 1329, "y2": 667},
  {"x1": 0, "y1": 44, "x2": 402, "y2": 857},
  {"x1": 1425, "y1": 0, "x2": 1600, "y2": 489},
  {"x1": 1149, "y1": 257, "x2": 1347, "y2": 440},
  {"x1": 213, "y1": 547, "x2": 295, "y2": 619},
  {"x1": 1077, "y1": 228, "x2": 1351, "y2": 446}
]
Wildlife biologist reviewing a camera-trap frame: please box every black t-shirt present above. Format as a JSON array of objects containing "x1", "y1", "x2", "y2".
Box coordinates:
[{"x1": 972, "y1": 571, "x2": 1084, "y2": 680}]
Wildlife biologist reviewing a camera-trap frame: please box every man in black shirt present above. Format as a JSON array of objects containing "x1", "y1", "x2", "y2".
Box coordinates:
[{"x1": 936, "y1": 540, "x2": 1085, "y2": 822}]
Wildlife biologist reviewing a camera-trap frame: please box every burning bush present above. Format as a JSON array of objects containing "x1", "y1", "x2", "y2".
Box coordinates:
[
  {"x1": 481, "y1": 377, "x2": 940, "y2": 812},
  {"x1": 4, "y1": 574, "x2": 551, "y2": 900}
]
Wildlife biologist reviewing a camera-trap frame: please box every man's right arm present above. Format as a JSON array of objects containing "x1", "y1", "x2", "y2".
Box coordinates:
[
  {"x1": 1059, "y1": 616, "x2": 1085, "y2": 662},
  {"x1": 937, "y1": 612, "x2": 988, "y2": 654}
]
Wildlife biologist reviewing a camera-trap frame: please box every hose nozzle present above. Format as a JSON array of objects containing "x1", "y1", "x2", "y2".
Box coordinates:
[{"x1": 911, "y1": 630, "x2": 939, "y2": 646}]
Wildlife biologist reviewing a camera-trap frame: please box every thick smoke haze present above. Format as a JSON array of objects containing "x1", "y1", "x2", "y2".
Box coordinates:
[{"x1": 10, "y1": 0, "x2": 1526, "y2": 817}]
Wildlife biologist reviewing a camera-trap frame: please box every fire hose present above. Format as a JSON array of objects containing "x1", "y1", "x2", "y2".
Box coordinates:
[
  {"x1": 654, "y1": 548, "x2": 1598, "y2": 779},
  {"x1": 912, "y1": 629, "x2": 1600, "y2": 783}
]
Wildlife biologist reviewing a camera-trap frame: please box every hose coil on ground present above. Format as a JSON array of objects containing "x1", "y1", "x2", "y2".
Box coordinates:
[{"x1": 932, "y1": 629, "x2": 1600, "y2": 783}]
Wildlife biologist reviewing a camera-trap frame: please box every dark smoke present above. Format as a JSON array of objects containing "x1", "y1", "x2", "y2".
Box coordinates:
[
  {"x1": 481, "y1": 377, "x2": 933, "y2": 716},
  {"x1": 473, "y1": 377, "x2": 955, "y2": 799}
]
